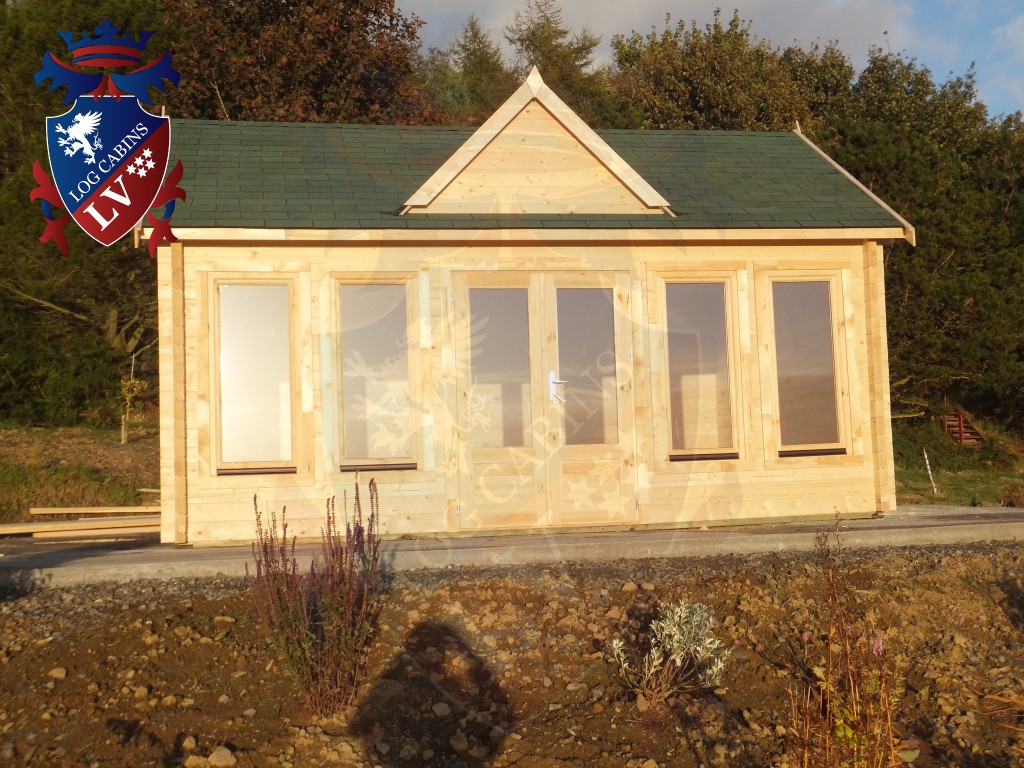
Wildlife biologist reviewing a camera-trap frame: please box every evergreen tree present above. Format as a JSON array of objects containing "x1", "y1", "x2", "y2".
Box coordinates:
[
  {"x1": 451, "y1": 15, "x2": 517, "y2": 123},
  {"x1": 825, "y1": 50, "x2": 1024, "y2": 419},
  {"x1": 415, "y1": 15, "x2": 517, "y2": 126},
  {"x1": 503, "y1": 0, "x2": 635, "y2": 126}
]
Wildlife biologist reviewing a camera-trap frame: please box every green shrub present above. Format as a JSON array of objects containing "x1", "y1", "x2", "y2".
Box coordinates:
[{"x1": 609, "y1": 599, "x2": 728, "y2": 707}]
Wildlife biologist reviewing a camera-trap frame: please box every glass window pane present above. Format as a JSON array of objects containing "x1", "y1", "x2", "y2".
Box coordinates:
[
  {"x1": 772, "y1": 281, "x2": 840, "y2": 446},
  {"x1": 340, "y1": 284, "x2": 412, "y2": 459},
  {"x1": 219, "y1": 284, "x2": 292, "y2": 463},
  {"x1": 666, "y1": 283, "x2": 733, "y2": 452},
  {"x1": 557, "y1": 288, "x2": 618, "y2": 445},
  {"x1": 469, "y1": 288, "x2": 532, "y2": 448}
]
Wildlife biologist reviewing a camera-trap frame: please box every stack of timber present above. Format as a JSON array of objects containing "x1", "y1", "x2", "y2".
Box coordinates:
[
  {"x1": 940, "y1": 411, "x2": 985, "y2": 446},
  {"x1": 0, "y1": 506, "x2": 160, "y2": 540}
]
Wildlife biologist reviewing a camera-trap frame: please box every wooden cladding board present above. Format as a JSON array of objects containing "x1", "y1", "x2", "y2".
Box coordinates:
[{"x1": 161, "y1": 240, "x2": 895, "y2": 543}]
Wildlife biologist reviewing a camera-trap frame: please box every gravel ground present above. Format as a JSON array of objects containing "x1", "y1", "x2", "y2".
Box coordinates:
[{"x1": 1, "y1": 542, "x2": 1023, "y2": 767}]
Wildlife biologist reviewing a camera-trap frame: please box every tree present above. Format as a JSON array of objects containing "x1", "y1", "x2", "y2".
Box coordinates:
[
  {"x1": 414, "y1": 15, "x2": 516, "y2": 126},
  {"x1": 449, "y1": 14, "x2": 517, "y2": 123},
  {"x1": 611, "y1": 10, "x2": 821, "y2": 131},
  {"x1": 824, "y1": 50, "x2": 1024, "y2": 420},
  {"x1": 503, "y1": 0, "x2": 634, "y2": 126},
  {"x1": 779, "y1": 41, "x2": 855, "y2": 134},
  {"x1": 0, "y1": 0, "x2": 165, "y2": 424},
  {"x1": 161, "y1": 0, "x2": 435, "y2": 124}
]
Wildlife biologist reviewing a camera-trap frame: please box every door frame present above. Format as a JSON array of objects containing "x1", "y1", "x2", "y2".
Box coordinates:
[{"x1": 454, "y1": 270, "x2": 637, "y2": 530}]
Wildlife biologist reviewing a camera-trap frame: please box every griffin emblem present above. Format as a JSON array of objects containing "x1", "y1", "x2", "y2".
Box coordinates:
[{"x1": 54, "y1": 111, "x2": 103, "y2": 164}]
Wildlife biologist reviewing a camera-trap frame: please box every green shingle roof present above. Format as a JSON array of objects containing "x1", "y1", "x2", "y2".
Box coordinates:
[{"x1": 170, "y1": 121, "x2": 905, "y2": 231}]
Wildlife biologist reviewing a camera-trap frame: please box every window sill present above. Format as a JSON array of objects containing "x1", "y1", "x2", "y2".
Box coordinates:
[
  {"x1": 669, "y1": 452, "x2": 740, "y2": 462},
  {"x1": 339, "y1": 462, "x2": 417, "y2": 472},
  {"x1": 217, "y1": 466, "x2": 298, "y2": 476},
  {"x1": 778, "y1": 448, "x2": 847, "y2": 458}
]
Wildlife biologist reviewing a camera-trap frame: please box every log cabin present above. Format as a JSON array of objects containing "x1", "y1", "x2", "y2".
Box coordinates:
[{"x1": 154, "y1": 69, "x2": 914, "y2": 544}]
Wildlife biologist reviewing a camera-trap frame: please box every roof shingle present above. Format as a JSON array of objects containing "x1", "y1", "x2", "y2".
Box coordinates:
[{"x1": 169, "y1": 121, "x2": 905, "y2": 231}]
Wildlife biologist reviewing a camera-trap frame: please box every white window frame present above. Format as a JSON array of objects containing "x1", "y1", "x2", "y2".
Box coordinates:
[
  {"x1": 335, "y1": 273, "x2": 419, "y2": 472},
  {"x1": 211, "y1": 277, "x2": 301, "y2": 475},
  {"x1": 652, "y1": 271, "x2": 745, "y2": 468},
  {"x1": 762, "y1": 272, "x2": 852, "y2": 459}
]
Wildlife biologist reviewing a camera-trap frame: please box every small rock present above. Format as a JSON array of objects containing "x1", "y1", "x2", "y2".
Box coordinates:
[
  {"x1": 641, "y1": 760, "x2": 659, "y2": 768},
  {"x1": 432, "y1": 702, "x2": 451, "y2": 717},
  {"x1": 376, "y1": 742, "x2": 390, "y2": 756},
  {"x1": 134, "y1": 686, "x2": 149, "y2": 700},
  {"x1": 622, "y1": 582, "x2": 638, "y2": 593},
  {"x1": 468, "y1": 744, "x2": 489, "y2": 759},
  {"x1": 422, "y1": 749, "x2": 435, "y2": 760},
  {"x1": 399, "y1": 744, "x2": 418, "y2": 760},
  {"x1": 207, "y1": 745, "x2": 237, "y2": 767},
  {"x1": 181, "y1": 735, "x2": 197, "y2": 752},
  {"x1": 183, "y1": 756, "x2": 207, "y2": 768},
  {"x1": 712, "y1": 743, "x2": 728, "y2": 765},
  {"x1": 635, "y1": 694, "x2": 649, "y2": 713},
  {"x1": 161, "y1": 695, "x2": 177, "y2": 707},
  {"x1": 47, "y1": 667, "x2": 67, "y2": 680},
  {"x1": 449, "y1": 731, "x2": 469, "y2": 753},
  {"x1": 641, "y1": 582, "x2": 655, "y2": 592},
  {"x1": 242, "y1": 708, "x2": 256, "y2": 719}
]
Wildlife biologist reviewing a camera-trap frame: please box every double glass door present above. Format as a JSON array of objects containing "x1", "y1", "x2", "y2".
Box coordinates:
[{"x1": 455, "y1": 272, "x2": 636, "y2": 530}]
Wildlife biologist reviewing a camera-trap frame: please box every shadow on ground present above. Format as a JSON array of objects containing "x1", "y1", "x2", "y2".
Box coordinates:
[{"x1": 350, "y1": 621, "x2": 514, "y2": 766}]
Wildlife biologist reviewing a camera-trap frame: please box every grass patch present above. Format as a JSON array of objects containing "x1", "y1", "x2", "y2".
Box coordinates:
[
  {"x1": 0, "y1": 462, "x2": 141, "y2": 524},
  {"x1": 893, "y1": 416, "x2": 1024, "y2": 506},
  {"x1": 895, "y1": 466, "x2": 1024, "y2": 507}
]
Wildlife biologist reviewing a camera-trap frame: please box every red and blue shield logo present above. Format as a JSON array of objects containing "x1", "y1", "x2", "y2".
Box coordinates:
[
  {"x1": 32, "y1": 20, "x2": 184, "y2": 256},
  {"x1": 46, "y1": 97, "x2": 170, "y2": 246}
]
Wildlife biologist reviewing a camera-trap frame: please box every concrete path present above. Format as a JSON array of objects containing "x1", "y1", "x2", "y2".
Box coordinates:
[{"x1": 1, "y1": 505, "x2": 1022, "y2": 588}]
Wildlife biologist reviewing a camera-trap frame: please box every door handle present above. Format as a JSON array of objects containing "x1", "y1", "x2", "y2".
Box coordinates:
[{"x1": 549, "y1": 371, "x2": 567, "y2": 403}]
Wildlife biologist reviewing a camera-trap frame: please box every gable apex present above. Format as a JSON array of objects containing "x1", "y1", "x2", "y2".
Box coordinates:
[{"x1": 402, "y1": 68, "x2": 672, "y2": 216}]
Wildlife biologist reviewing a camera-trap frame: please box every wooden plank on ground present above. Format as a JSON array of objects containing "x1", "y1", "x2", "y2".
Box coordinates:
[
  {"x1": 32, "y1": 525, "x2": 160, "y2": 540},
  {"x1": 0, "y1": 515, "x2": 160, "y2": 537},
  {"x1": 30, "y1": 506, "x2": 160, "y2": 516}
]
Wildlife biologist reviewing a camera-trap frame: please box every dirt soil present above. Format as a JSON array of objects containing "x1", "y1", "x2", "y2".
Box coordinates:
[
  {"x1": 1, "y1": 429, "x2": 1024, "y2": 767},
  {"x1": 0, "y1": 544, "x2": 1023, "y2": 768}
]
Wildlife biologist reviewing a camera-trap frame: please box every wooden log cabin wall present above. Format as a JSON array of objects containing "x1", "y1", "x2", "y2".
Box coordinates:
[{"x1": 154, "y1": 69, "x2": 914, "y2": 544}]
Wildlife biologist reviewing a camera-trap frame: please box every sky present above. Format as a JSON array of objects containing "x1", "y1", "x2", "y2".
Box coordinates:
[{"x1": 399, "y1": 0, "x2": 1024, "y2": 119}]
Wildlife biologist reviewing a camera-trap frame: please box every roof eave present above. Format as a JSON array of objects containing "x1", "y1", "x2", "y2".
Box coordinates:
[
  {"x1": 149, "y1": 225, "x2": 911, "y2": 246},
  {"x1": 792, "y1": 129, "x2": 916, "y2": 247}
]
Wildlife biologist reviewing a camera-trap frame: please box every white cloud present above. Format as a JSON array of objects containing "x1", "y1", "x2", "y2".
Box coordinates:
[
  {"x1": 994, "y1": 14, "x2": 1024, "y2": 62},
  {"x1": 407, "y1": 0, "x2": 917, "y2": 67},
  {"x1": 402, "y1": 0, "x2": 1021, "y2": 115}
]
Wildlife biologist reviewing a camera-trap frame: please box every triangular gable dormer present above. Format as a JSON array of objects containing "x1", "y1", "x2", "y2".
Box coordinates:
[{"x1": 402, "y1": 68, "x2": 673, "y2": 216}]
